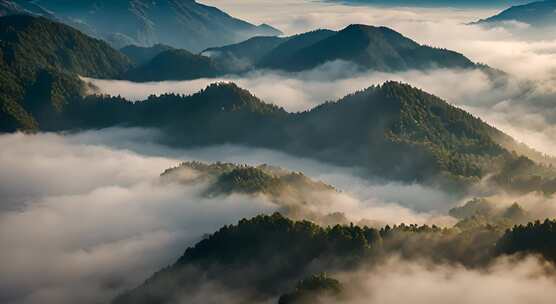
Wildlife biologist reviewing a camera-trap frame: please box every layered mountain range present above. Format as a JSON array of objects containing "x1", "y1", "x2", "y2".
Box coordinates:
[
  {"x1": 112, "y1": 160, "x2": 555, "y2": 304},
  {"x1": 0, "y1": 0, "x2": 282, "y2": 50},
  {"x1": 122, "y1": 23, "x2": 488, "y2": 81},
  {"x1": 202, "y1": 24, "x2": 477, "y2": 74},
  {"x1": 3, "y1": 4, "x2": 556, "y2": 304},
  {"x1": 0, "y1": 14, "x2": 554, "y2": 193}
]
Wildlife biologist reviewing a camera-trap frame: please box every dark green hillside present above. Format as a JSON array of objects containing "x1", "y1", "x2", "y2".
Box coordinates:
[
  {"x1": 49, "y1": 81, "x2": 556, "y2": 192},
  {"x1": 0, "y1": 15, "x2": 131, "y2": 77},
  {"x1": 496, "y1": 219, "x2": 556, "y2": 262},
  {"x1": 123, "y1": 49, "x2": 222, "y2": 82},
  {"x1": 0, "y1": 15, "x2": 132, "y2": 131},
  {"x1": 67, "y1": 83, "x2": 288, "y2": 146},
  {"x1": 272, "y1": 24, "x2": 475, "y2": 72},
  {"x1": 113, "y1": 213, "x2": 379, "y2": 304},
  {"x1": 120, "y1": 43, "x2": 174, "y2": 65},
  {"x1": 0, "y1": 17, "x2": 551, "y2": 194},
  {"x1": 286, "y1": 82, "x2": 507, "y2": 182},
  {"x1": 114, "y1": 213, "x2": 555, "y2": 304}
]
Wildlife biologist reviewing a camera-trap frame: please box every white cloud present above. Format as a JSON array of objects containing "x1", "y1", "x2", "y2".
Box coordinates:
[
  {"x1": 336, "y1": 256, "x2": 556, "y2": 304},
  {"x1": 0, "y1": 129, "x2": 460, "y2": 304}
]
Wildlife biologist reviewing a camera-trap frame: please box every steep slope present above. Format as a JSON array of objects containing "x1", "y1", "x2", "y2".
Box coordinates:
[
  {"x1": 123, "y1": 49, "x2": 222, "y2": 81},
  {"x1": 476, "y1": 0, "x2": 556, "y2": 28},
  {"x1": 0, "y1": 15, "x2": 132, "y2": 131},
  {"x1": 24, "y1": 0, "x2": 282, "y2": 51},
  {"x1": 120, "y1": 44, "x2": 174, "y2": 65}
]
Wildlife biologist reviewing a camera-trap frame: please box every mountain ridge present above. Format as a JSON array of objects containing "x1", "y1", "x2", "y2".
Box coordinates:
[
  {"x1": 203, "y1": 24, "x2": 477, "y2": 74},
  {"x1": 1, "y1": 0, "x2": 282, "y2": 50},
  {"x1": 476, "y1": 0, "x2": 556, "y2": 28},
  {"x1": 45, "y1": 80, "x2": 556, "y2": 193}
]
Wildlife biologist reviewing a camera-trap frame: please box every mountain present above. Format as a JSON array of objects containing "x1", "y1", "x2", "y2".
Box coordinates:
[
  {"x1": 29, "y1": 81, "x2": 556, "y2": 193},
  {"x1": 123, "y1": 49, "x2": 222, "y2": 82},
  {"x1": 0, "y1": 15, "x2": 132, "y2": 131},
  {"x1": 206, "y1": 24, "x2": 477, "y2": 73},
  {"x1": 476, "y1": 0, "x2": 556, "y2": 28},
  {"x1": 268, "y1": 24, "x2": 475, "y2": 72},
  {"x1": 113, "y1": 212, "x2": 553, "y2": 304},
  {"x1": 0, "y1": 16, "x2": 550, "y2": 192},
  {"x1": 112, "y1": 213, "x2": 380, "y2": 304},
  {"x1": 11, "y1": 0, "x2": 282, "y2": 51},
  {"x1": 161, "y1": 161, "x2": 347, "y2": 225},
  {"x1": 120, "y1": 44, "x2": 174, "y2": 65}
]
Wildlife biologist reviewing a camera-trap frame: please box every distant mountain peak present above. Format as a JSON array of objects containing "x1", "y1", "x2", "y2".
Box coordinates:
[
  {"x1": 476, "y1": 0, "x2": 556, "y2": 28},
  {"x1": 2, "y1": 0, "x2": 282, "y2": 50}
]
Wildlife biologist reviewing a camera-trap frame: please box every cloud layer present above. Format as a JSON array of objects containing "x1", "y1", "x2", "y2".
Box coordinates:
[
  {"x1": 335, "y1": 256, "x2": 556, "y2": 304},
  {"x1": 0, "y1": 129, "x2": 460, "y2": 304}
]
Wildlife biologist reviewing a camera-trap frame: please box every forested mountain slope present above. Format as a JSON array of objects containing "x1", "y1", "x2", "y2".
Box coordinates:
[
  {"x1": 0, "y1": 15, "x2": 131, "y2": 131},
  {"x1": 205, "y1": 24, "x2": 476, "y2": 73},
  {"x1": 113, "y1": 213, "x2": 556, "y2": 304},
  {"x1": 30, "y1": 81, "x2": 556, "y2": 193},
  {"x1": 7, "y1": 0, "x2": 282, "y2": 50}
]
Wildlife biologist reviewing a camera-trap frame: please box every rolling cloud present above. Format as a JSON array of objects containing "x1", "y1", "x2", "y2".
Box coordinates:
[
  {"x1": 0, "y1": 129, "x2": 458, "y2": 304},
  {"x1": 333, "y1": 256, "x2": 556, "y2": 304}
]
